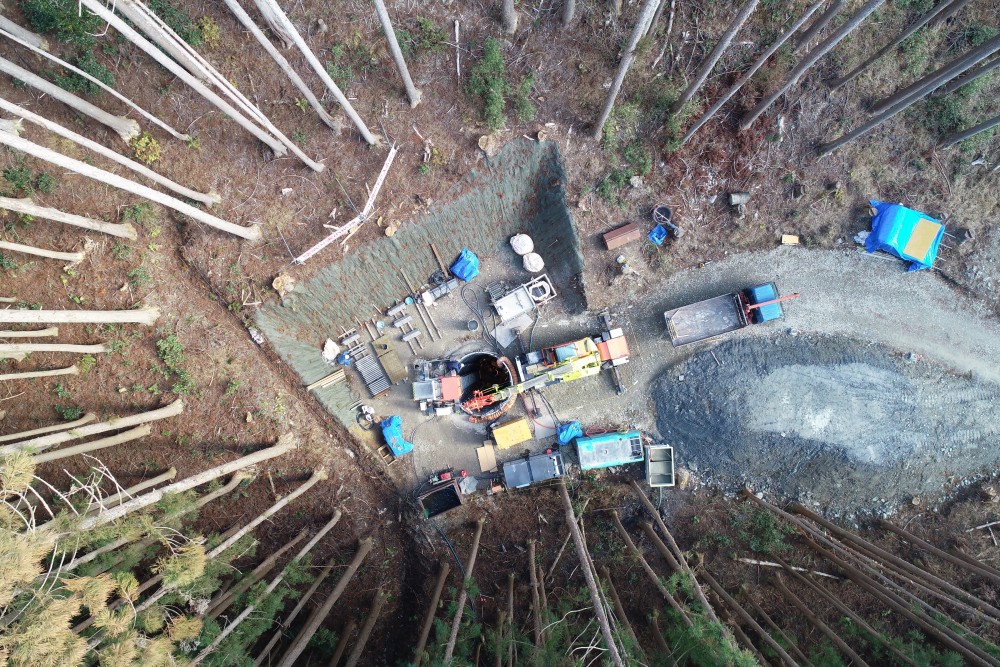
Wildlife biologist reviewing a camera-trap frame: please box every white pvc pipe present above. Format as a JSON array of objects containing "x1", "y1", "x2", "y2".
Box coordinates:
[{"x1": 0, "y1": 307, "x2": 159, "y2": 325}]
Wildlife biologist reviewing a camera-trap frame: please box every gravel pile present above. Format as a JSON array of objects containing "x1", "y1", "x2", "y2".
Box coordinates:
[{"x1": 652, "y1": 334, "x2": 1000, "y2": 517}]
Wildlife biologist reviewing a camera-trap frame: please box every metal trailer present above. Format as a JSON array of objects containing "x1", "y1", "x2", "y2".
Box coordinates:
[
  {"x1": 645, "y1": 444, "x2": 675, "y2": 488},
  {"x1": 576, "y1": 431, "x2": 643, "y2": 471},
  {"x1": 502, "y1": 451, "x2": 565, "y2": 489},
  {"x1": 663, "y1": 282, "x2": 798, "y2": 347}
]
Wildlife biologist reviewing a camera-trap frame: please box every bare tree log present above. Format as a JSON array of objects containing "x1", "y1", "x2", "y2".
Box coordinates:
[
  {"x1": 83, "y1": 436, "x2": 299, "y2": 531},
  {"x1": 0, "y1": 327, "x2": 59, "y2": 338},
  {"x1": 343, "y1": 587, "x2": 387, "y2": 667},
  {"x1": 528, "y1": 538, "x2": 542, "y2": 645},
  {"x1": 221, "y1": 0, "x2": 338, "y2": 130},
  {"x1": 0, "y1": 132, "x2": 261, "y2": 240},
  {"x1": 412, "y1": 562, "x2": 451, "y2": 666},
  {"x1": 0, "y1": 411, "x2": 94, "y2": 443},
  {"x1": 501, "y1": 0, "x2": 518, "y2": 34},
  {"x1": 671, "y1": 0, "x2": 759, "y2": 114},
  {"x1": 374, "y1": 0, "x2": 422, "y2": 106},
  {"x1": 3, "y1": 401, "x2": 180, "y2": 455},
  {"x1": 250, "y1": 0, "x2": 379, "y2": 145},
  {"x1": 740, "y1": 0, "x2": 885, "y2": 130},
  {"x1": 79, "y1": 0, "x2": 287, "y2": 157},
  {"x1": 794, "y1": 0, "x2": 845, "y2": 52},
  {"x1": 928, "y1": 0, "x2": 974, "y2": 27},
  {"x1": 870, "y1": 34, "x2": 1000, "y2": 115},
  {"x1": 89, "y1": 467, "x2": 178, "y2": 512},
  {"x1": 0, "y1": 307, "x2": 158, "y2": 325},
  {"x1": 679, "y1": 0, "x2": 824, "y2": 146},
  {"x1": 649, "y1": 609, "x2": 672, "y2": 656},
  {"x1": 640, "y1": 520, "x2": 684, "y2": 572},
  {"x1": 0, "y1": 27, "x2": 188, "y2": 140},
  {"x1": 562, "y1": 0, "x2": 575, "y2": 26},
  {"x1": 0, "y1": 239, "x2": 84, "y2": 262},
  {"x1": 0, "y1": 342, "x2": 104, "y2": 355},
  {"x1": 275, "y1": 537, "x2": 374, "y2": 667},
  {"x1": 116, "y1": 0, "x2": 324, "y2": 172},
  {"x1": 207, "y1": 527, "x2": 308, "y2": 620},
  {"x1": 0, "y1": 364, "x2": 77, "y2": 381},
  {"x1": 328, "y1": 619, "x2": 356, "y2": 667},
  {"x1": 939, "y1": 113, "x2": 1000, "y2": 149},
  {"x1": 772, "y1": 574, "x2": 870, "y2": 666},
  {"x1": 774, "y1": 555, "x2": 920, "y2": 667},
  {"x1": 195, "y1": 512, "x2": 342, "y2": 664},
  {"x1": 444, "y1": 517, "x2": 487, "y2": 663},
  {"x1": 792, "y1": 503, "x2": 1000, "y2": 619},
  {"x1": 646, "y1": 0, "x2": 666, "y2": 37},
  {"x1": 506, "y1": 572, "x2": 514, "y2": 667},
  {"x1": 557, "y1": 478, "x2": 624, "y2": 667},
  {"x1": 630, "y1": 480, "x2": 719, "y2": 622},
  {"x1": 0, "y1": 17, "x2": 48, "y2": 50},
  {"x1": 592, "y1": 0, "x2": 662, "y2": 139},
  {"x1": 829, "y1": 0, "x2": 960, "y2": 90},
  {"x1": 0, "y1": 97, "x2": 217, "y2": 205},
  {"x1": 0, "y1": 196, "x2": 135, "y2": 239},
  {"x1": 741, "y1": 590, "x2": 811, "y2": 666},
  {"x1": 612, "y1": 510, "x2": 691, "y2": 626},
  {"x1": 806, "y1": 537, "x2": 1000, "y2": 667},
  {"x1": 880, "y1": 518, "x2": 1000, "y2": 584},
  {"x1": 254, "y1": 557, "x2": 339, "y2": 667},
  {"x1": 31, "y1": 424, "x2": 150, "y2": 463},
  {"x1": 934, "y1": 55, "x2": 1000, "y2": 97},
  {"x1": 700, "y1": 568, "x2": 800, "y2": 667},
  {"x1": 536, "y1": 559, "x2": 547, "y2": 612},
  {"x1": 599, "y1": 565, "x2": 646, "y2": 663},
  {"x1": 0, "y1": 55, "x2": 139, "y2": 141},
  {"x1": 719, "y1": 606, "x2": 772, "y2": 667},
  {"x1": 546, "y1": 497, "x2": 589, "y2": 581}
]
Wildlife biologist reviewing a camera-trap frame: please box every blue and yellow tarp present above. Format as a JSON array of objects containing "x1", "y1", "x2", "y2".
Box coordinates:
[{"x1": 866, "y1": 201, "x2": 944, "y2": 271}]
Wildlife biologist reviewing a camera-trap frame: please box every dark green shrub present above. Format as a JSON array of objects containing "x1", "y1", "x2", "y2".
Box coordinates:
[
  {"x1": 467, "y1": 38, "x2": 508, "y2": 131},
  {"x1": 21, "y1": 0, "x2": 103, "y2": 47}
]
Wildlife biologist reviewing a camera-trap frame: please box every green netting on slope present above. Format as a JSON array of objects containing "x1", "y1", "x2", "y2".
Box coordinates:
[{"x1": 255, "y1": 139, "x2": 585, "y2": 427}]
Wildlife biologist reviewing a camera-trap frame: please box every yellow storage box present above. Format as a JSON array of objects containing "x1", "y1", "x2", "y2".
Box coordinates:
[{"x1": 492, "y1": 418, "x2": 533, "y2": 450}]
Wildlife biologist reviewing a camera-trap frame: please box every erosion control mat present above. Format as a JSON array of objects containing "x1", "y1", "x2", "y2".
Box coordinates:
[
  {"x1": 256, "y1": 138, "x2": 584, "y2": 426},
  {"x1": 653, "y1": 334, "x2": 1000, "y2": 516}
]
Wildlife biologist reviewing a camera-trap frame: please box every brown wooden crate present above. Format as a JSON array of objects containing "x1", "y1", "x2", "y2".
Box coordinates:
[{"x1": 603, "y1": 223, "x2": 641, "y2": 250}]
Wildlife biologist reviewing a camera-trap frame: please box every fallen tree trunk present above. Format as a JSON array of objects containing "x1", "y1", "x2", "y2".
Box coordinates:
[
  {"x1": 412, "y1": 562, "x2": 451, "y2": 666},
  {"x1": 0, "y1": 96, "x2": 217, "y2": 205},
  {"x1": 794, "y1": 0, "x2": 845, "y2": 51},
  {"x1": 741, "y1": 589, "x2": 811, "y2": 666},
  {"x1": 700, "y1": 568, "x2": 800, "y2": 667},
  {"x1": 328, "y1": 619, "x2": 356, "y2": 667},
  {"x1": 221, "y1": 0, "x2": 339, "y2": 130},
  {"x1": 0, "y1": 239, "x2": 84, "y2": 262},
  {"x1": 0, "y1": 55, "x2": 139, "y2": 141},
  {"x1": 630, "y1": 481, "x2": 719, "y2": 622},
  {"x1": 561, "y1": 480, "x2": 625, "y2": 667},
  {"x1": 251, "y1": 0, "x2": 379, "y2": 145},
  {"x1": 79, "y1": 0, "x2": 287, "y2": 157},
  {"x1": 0, "y1": 342, "x2": 105, "y2": 355},
  {"x1": 1, "y1": 400, "x2": 182, "y2": 455},
  {"x1": 939, "y1": 113, "x2": 1000, "y2": 149},
  {"x1": 31, "y1": 424, "x2": 151, "y2": 463},
  {"x1": 0, "y1": 16, "x2": 48, "y2": 50},
  {"x1": 0, "y1": 411, "x2": 95, "y2": 443},
  {"x1": 444, "y1": 517, "x2": 487, "y2": 663},
  {"x1": 195, "y1": 512, "x2": 342, "y2": 664},
  {"x1": 275, "y1": 537, "x2": 374, "y2": 667},
  {"x1": 0, "y1": 27, "x2": 189, "y2": 140},
  {"x1": 528, "y1": 539, "x2": 541, "y2": 645},
  {"x1": 343, "y1": 587, "x2": 387, "y2": 667},
  {"x1": 0, "y1": 307, "x2": 159, "y2": 325},
  {"x1": 0, "y1": 327, "x2": 59, "y2": 338},
  {"x1": 0, "y1": 132, "x2": 260, "y2": 240},
  {"x1": 934, "y1": 56, "x2": 1000, "y2": 97},
  {"x1": 599, "y1": 565, "x2": 646, "y2": 663},
  {"x1": 772, "y1": 574, "x2": 869, "y2": 666},
  {"x1": 879, "y1": 518, "x2": 1000, "y2": 584},
  {"x1": 0, "y1": 196, "x2": 136, "y2": 239},
  {"x1": 90, "y1": 466, "x2": 178, "y2": 513},
  {"x1": 253, "y1": 560, "x2": 337, "y2": 667},
  {"x1": 0, "y1": 364, "x2": 77, "y2": 382},
  {"x1": 374, "y1": 0, "x2": 421, "y2": 106}
]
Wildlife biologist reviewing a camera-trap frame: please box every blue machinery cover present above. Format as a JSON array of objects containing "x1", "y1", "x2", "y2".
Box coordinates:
[
  {"x1": 450, "y1": 248, "x2": 481, "y2": 282},
  {"x1": 866, "y1": 200, "x2": 944, "y2": 271},
  {"x1": 380, "y1": 416, "x2": 414, "y2": 457}
]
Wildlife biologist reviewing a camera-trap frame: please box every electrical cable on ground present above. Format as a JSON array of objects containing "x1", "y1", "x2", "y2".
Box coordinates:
[{"x1": 430, "y1": 517, "x2": 477, "y2": 621}]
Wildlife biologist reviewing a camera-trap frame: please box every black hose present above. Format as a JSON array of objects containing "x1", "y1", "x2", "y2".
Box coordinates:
[{"x1": 429, "y1": 517, "x2": 477, "y2": 621}]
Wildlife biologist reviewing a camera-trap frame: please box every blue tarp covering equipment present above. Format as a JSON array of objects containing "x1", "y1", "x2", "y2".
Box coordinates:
[
  {"x1": 380, "y1": 416, "x2": 414, "y2": 457},
  {"x1": 557, "y1": 421, "x2": 583, "y2": 445},
  {"x1": 450, "y1": 248, "x2": 481, "y2": 282},
  {"x1": 747, "y1": 283, "x2": 782, "y2": 323},
  {"x1": 648, "y1": 224, "x2": 668, "y2": 246},
  {"x1": 866, "y1": 200, "x2": 944, "y2": 271}
]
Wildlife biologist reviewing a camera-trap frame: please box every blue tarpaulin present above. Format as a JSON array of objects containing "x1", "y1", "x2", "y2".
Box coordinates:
[
  {"x1": 450, "y1": 248, "x2": 480, "y2": 282},
  {"x1": 380, "y1": 416, "x2": 413, "y2": 457},
  {"x1": 557, "y1": 421, "x2": 583, "y2": 445},
  {"x1": 747, "y1": 283, "x2": 782, "y2": 323},
  {"x1": 866, "y1": 201, "x2": 944, "y2": 271},
  {"x1": 648, "y1": 224, "x2": 668, "y2": 246}
]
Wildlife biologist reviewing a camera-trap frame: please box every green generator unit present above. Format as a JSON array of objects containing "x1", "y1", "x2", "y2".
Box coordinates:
[{"x1": 575, "y1": 430, "x2": 643, "y2": 471}]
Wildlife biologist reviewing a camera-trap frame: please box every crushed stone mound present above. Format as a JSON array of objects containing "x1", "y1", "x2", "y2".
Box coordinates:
[{"x1": 652, "y1": 334, "x2": 1000, "y2": 517}]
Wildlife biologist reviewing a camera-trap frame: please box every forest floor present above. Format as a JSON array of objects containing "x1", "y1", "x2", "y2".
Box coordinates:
[{"x1": 1, "y1": 0, "x2": 999, "y2": 663}]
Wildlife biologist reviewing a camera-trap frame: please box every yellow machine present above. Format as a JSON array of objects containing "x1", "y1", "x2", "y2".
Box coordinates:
[{"x1": 462, "y1": 338, "x2": 602, "y2": 411}]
